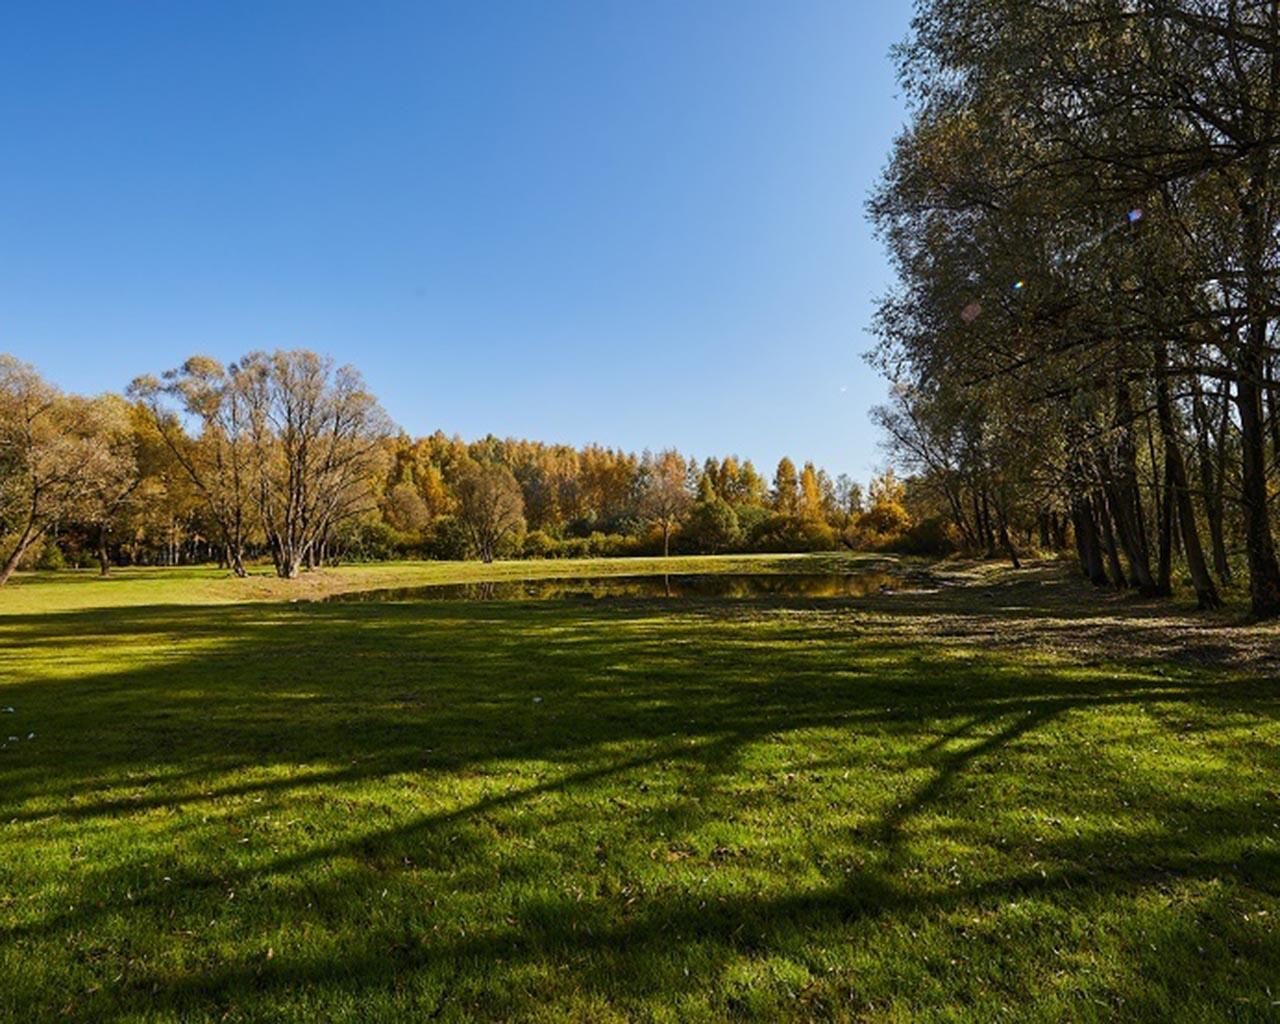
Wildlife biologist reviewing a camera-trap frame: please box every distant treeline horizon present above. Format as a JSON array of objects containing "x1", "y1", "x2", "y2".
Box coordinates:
[{"x1": 0, "y1": 350, "x2": 924, "y2": 583}]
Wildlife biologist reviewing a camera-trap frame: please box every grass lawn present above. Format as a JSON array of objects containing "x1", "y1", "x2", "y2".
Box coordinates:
[{"x1": 1, "y1": 554, "x2": 1278, "y2": 1022}]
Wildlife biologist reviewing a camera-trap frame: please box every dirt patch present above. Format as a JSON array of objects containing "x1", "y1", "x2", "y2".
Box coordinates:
[{"x1": 864, "y1": 560, "x2": 1280, "y2": 673}]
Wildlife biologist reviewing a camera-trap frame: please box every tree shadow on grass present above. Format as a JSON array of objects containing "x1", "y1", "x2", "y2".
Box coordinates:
[{"x1": 1, "y1": 580, "x2": 1278, "y2": 1020}]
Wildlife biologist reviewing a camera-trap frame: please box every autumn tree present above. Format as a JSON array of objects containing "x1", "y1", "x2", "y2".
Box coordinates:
[
  {"x1": 384, "y1": 480, "x2": 431, "y2": 534},
  {"x1": 456, "y1": 461, "x2": 525, "y2": 562},
  {"x1": 686, "y1": 471, "x2": 740, "y2": 553},
  {"x1": 640, "y1": 449, "x2": 692, "y2": 557},
  {"x1": 130, "y1": 356, "x2": 256, "y2": 576},
  {"x1": 799, "y1": 462, "x2": 825, "y2": 522},
  {"x1": 771, "y1": 457, "x2": 799, "y2": 517},
  {"x1": 871, "y1": 0, "x2": 1280, "y2": 612},
  {"x1": 0, "y1": 358, "x2": 131, "y2": 585},
  {"x1": 237, "y1": 350, "x2": 391, "y2": 577},
  {"x1": 79, "y1": 395, "x2": 143, "y2": 575}
]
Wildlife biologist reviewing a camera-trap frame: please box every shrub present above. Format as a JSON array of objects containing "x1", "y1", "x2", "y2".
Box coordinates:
[
  {"x1": 749, "y1": 513, "x2": 811, "y2": 553},
  {"x1": 799, "y1": 519, "x2": 837, "y2": 551},
  {"x1": 523, "y1": 530, "x2": 557, "y2": 559},
  {"x1": 423, "y1": 516, "x2": 471, "y2": 561},
  {"x1": 339, "y1": 519, "x2": 422, "y2": 561},
  {"x1": 857, "y1": 500, "x2": 911, "y2": 537},
  {"x1": 597, "y1": 533, "x2": 644, "y2": 557},
  {"x1": 894, "y1": 515, "x2": 959, "y2": 556},
  {"x1": 34, "y1": 541, "x2": 67, "y2": 571},
  {"x1": 685, "y1": 497, "x2": 741, "y2": 553},
  {"x1": 559, "y1": 536, "x2": 591, "y2": 559}
]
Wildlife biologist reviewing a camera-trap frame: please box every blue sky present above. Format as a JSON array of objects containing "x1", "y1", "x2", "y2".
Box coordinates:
[{"x1": 0, "y1": 1, "x2": 910, "y2": 479}]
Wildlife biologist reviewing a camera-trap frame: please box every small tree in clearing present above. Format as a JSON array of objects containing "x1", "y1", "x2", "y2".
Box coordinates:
[{"x1": 640, "y1": 449, "x2": 692, "y2": 558}]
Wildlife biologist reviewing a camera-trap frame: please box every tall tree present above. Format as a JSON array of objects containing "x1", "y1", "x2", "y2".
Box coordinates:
[
  {"x1": 771, "y1": 457, "x2": 799, "y2": 517},
  {"x1": 237, "y1": 350, "x2": 391, "y2": 577},
  {"x1": 0, "y1": 358, "x2": 127, "y2": 585},
  {"x1": 79, "y1": 395, "x2": 142, "y2": 575},
  {"x1": 640, "y1": 449, "x2": 692, "y2": 558},
  {"x1": 871, "y1": 0, "x2": 1280, "y2": 614},
  {"x1": 130, "y1": 357, "x2": 256, "y2": 576},
  {"x1": 455, "y1": 461, "x2": 525, "y2": 563}
]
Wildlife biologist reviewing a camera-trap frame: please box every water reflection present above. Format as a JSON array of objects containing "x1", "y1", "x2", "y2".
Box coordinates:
[{"x1": 323, "y1": 571, "x2": 905, "y2": 603}]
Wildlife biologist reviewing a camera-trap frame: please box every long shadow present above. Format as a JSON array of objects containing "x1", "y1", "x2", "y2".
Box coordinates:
[{"x1": 1, "y1": 576, "x2": 1278, "y2": 1020}]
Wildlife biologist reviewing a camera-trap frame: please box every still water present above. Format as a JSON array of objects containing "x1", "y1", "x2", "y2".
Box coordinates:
[{"x1": 323, "y1": 570, "x2": 909, "y2": 603}]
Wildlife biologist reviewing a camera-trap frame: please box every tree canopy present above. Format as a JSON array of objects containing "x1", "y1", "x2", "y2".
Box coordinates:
[{"x1": 869, "y1": 0, "x2": 1280, "y2": 615}]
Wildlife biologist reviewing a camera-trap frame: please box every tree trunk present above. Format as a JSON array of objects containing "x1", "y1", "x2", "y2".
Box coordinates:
[
  {"x1": 1191, "y1": 382, "x2": 1232, "y2": 585},
  {"x1": 1098, "y1": 494, "x2": 1127, "y2": 589},
  {"x1": 1051, "y1": 510, "x2": 1068, "y2": 550},
  {"x1": 996, "y1": 506, "x2": 1020, "y2": 569},
  {"x1": 970, "y1": 489, "x2": 984, "y2": 554},
  {"x1": 980, "y1": 489, "x2": 997, "y2": 558},
  {"x1": 1106, "y1": 383, "x2": 1158, "y2": 593},
  {"x1": 942, "y1": 481, "x2": 976, "y2": 547},
  {"x1": 97, "y1": 522, "x2": 111, "y2": 577},
  {"x1": 1236, "y1": 163, "x2": 1280, "y2": 618},
  {"x1": 1155, "y1": 344, "x2": 1221, "y2": 609},
  {"x1": 0, "y1": 519, "x2": 40, "y2": 588},
  {"x1": 1071, "y1": 495, "x2": 1109, "y2": 586},
  {"x1": 1236, "y1": 367, "x2": 1280, "y2": 616},
  {"x1": 1155, "y1": 453, "x2": 1174, "y2": 598},
  {"x1": 1266, "y1": 355, "x2": 1280, "y2": 471}
]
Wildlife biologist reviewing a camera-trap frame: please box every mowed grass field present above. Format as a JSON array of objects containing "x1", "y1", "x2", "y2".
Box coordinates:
[{"x1": 1, "y1": 555, "x2": 1278, "y2": 1022}]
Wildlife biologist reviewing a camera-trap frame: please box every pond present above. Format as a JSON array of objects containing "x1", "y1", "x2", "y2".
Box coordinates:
[{"x1": 322, "y1": 569, "x2": 920, "y2": 603}]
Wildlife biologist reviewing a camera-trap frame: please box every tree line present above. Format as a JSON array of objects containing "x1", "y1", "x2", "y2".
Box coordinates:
[
  {"x1": 869, "y1": 0, "x2": 1280, "y2": 617},
  {"x1": 0, "y1": 351, "x2": 911, "y2": 584}
]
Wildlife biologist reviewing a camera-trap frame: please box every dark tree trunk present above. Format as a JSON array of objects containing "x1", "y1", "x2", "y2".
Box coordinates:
[
  {"x1": 1266, "y1": 356, "x2": 1280, "y2": 471},
  {"x1": 970, "y1": 489, "x2": 984, "y2": 554},
  {"x1": 0, "y1": 517, "x2": 41, "y2": 588},
  {"x1": 1192, "y1": 382, "x2": 1232, "y2": 585},
  {"x1": 1106, "y1": 383, "x2": 1158, "y2": 593},
  {"x1": 1236, "y1": 367, "x2": 1280, "y2": 616},
  {"x1": 97, "y1": 523, "x2": 111, "y2": 577},
  {"x1": 1156, "y1": 453, "x2": 1174, "y2": 598},
  {"x1": 980, "y1": 489, "x2": 997, "y2": 558},
  {"x1": 1051, "y1": 510, "x2": 1068, "y2": 550},
  {"x1": 996, "y1": 506, "x2": 1020, "y2": 569},
  {"x1": 1097, "y1": 494, "x2": 1127, "y2": 589},
  {"x1": 1236, "y1": 166, "x2": 1280, "y2": 617},
  {"x1": 1155, "y1": 345, "x2": 1220, "y2": 609},
  {"x1": 942, "y1": 481, "x2": 976, "y2": 547},
  {"x1": 1071, "y1": 494, "x2": 1109, "y2": 586}
]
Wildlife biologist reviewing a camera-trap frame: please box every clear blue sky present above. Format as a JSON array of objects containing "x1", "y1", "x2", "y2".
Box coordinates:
[{"x1": 0, "y1": 1, "x2": 910, "y2": 480}]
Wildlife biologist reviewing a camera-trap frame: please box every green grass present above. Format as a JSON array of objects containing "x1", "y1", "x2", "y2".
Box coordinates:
[
  {"x1": 1, "y1": 555, "x2": 1277, "y2": 1022},
  {"x1": 1, "y1": 552, "x2": 857, "y2": 613}
]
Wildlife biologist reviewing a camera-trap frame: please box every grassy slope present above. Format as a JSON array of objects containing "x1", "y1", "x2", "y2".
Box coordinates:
[{"x1": 0, "y1": 555, "x2": 1277, "y2": 1022}]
